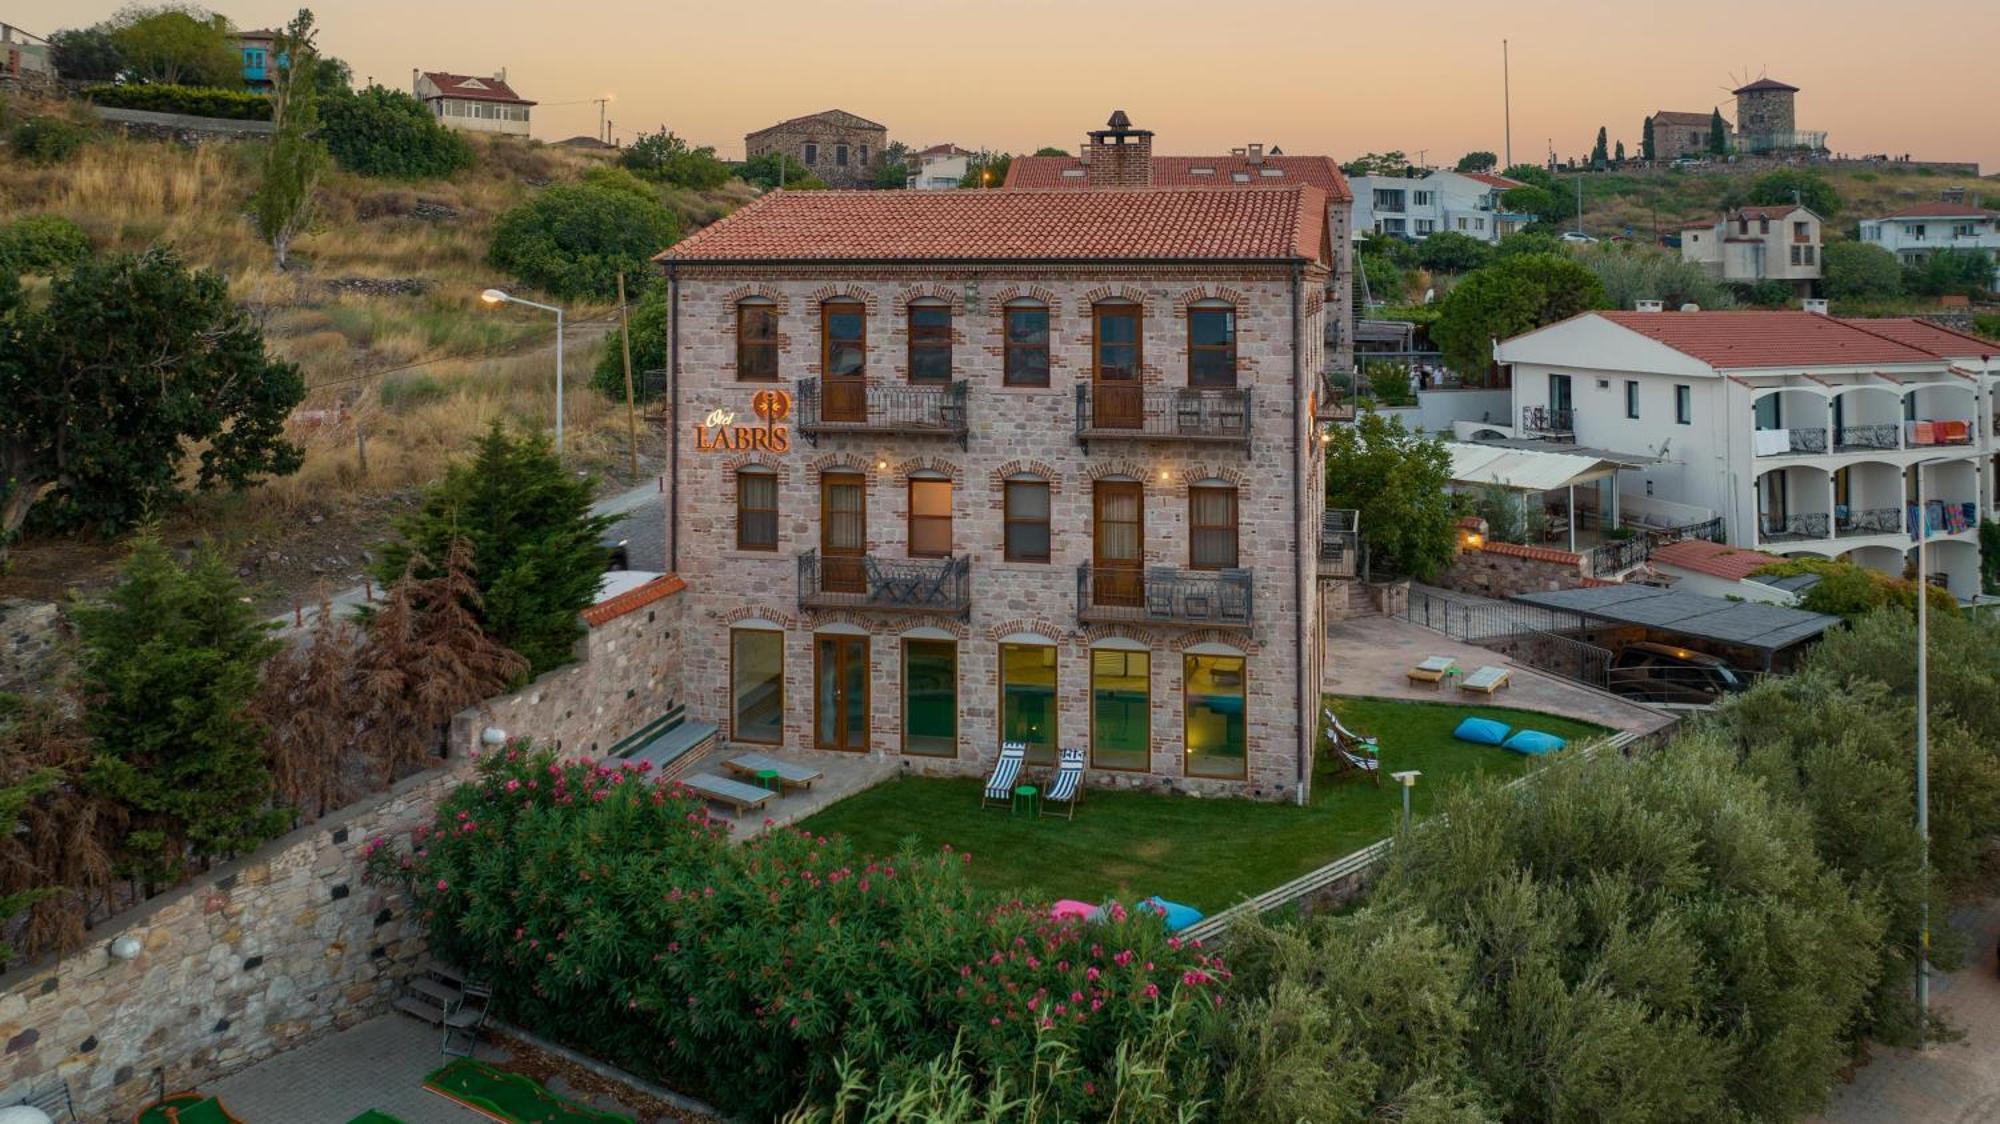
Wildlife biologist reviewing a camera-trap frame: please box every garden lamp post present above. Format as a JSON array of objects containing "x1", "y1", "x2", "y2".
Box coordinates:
[
  {"x1": 480, "y1": 288, "x2": 564, "y2": 455},
  {"x1": 1390, "y1": 770, "x2": 1422, "y2": 830}
]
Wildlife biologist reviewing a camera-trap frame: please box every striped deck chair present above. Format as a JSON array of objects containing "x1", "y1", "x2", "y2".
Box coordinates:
[
  {"x1": 1323, "y1": 706, "x2": 1382, "y2": 786},
  {"x1": 1043, "y1": 747, "x2": 1086, "y2": 820},
  {"x1": 982, "y1": 742, "x2": 1027, "y2": 810}
]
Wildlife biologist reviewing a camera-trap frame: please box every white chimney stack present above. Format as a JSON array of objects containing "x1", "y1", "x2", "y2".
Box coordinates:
[
  {"x1": 1636, "y1": 299, "x2": 1664, "y2": 312},
  {"x1": 1247, "y1": 143, "x2": 1265, "y2": 164},
  {"x1": 1803, "y1": 298, "x2": 1829, "y2": 315}
]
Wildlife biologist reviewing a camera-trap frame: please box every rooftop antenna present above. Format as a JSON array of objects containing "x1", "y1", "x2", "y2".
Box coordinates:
[{"x1": 1502, "y1": 39, "x2": 1512, "y2": 169}]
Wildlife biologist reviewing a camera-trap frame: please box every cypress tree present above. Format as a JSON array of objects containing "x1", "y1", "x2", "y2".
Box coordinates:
[
  {"x1": 1641, "y1": 115, "x2": 1655, "y2": 162},
  {"x1": 1709, "y1": 109, "x2": 1729, "y2": 155},
  {"x1": 1590, "y1": 126, "x2": 1609, "y2": 168}
]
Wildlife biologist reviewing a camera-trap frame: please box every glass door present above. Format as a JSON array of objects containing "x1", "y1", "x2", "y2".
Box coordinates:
[
  {"x1": 821, "y1": 472, "x2": 866, "y2": 594},
  {"x1": 1093, "y1": 480, "x2": 1144, "y2": 608},
  {"x1": 814, "y1": 635, "x2": 869, "y2": 752}
]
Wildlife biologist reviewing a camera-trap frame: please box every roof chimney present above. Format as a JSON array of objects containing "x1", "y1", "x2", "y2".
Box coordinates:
[
  {"x1": 495, "y1": 67, "x2": 507, "y2": 83},
  {"x1": 1247, "y1": 143, "x2": 1265, "y2": 165},
  {"x1": 1635, "y1": 299, "x2": 1664, "y2": 312},
  {"x1": 1084, "y1": 110, "x2": 1154, "y2": 188},
  {"x1": 1802, "y1": 298, "x2": 1829, "y2": 315}
]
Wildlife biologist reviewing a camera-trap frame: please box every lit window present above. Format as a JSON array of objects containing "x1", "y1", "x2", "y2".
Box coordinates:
[
  {"x1": 1184, "y1": 654, "x2": 1246, "y2": 779},
  {"x1": 1000, "y1": 643, "x2": 1058, "y2": 765},
  {"x1": 1090, "y1": 648, "x2": 1150, "y2": 771},
  {"x1": 908, "y1": 476, "x2": 952, "y2": 557}
]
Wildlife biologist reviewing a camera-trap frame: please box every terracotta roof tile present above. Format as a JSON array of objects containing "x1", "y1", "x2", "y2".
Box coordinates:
[
  {"x1": 658, "y1": 187, "x2": 1328, "y2": 263},
  {"x1": 421, "y1": 71, "x2": 534, "y2": 105},
  {"x1": 1592, "y1": 310, "x2": 1940, "y2": 369},
  {"x1": 1877, "y1": 201, "x2": 1999, "y2": 220},
  {"x1": 1462, "y1": 172, "x2": 1523, "y2": 190},
  {"x1": 1004, "y1": 154, "x2": 1352, "y2": 202},
  {"x1": 581, "y1": 574, "x2": 685, "y2": 627},
  {"x1": 1837, "y1": 317, "x2": 2000, "y2": 360},
  {"x1": 1732, "y1": 77, "x2": 1799, "y2": 94},
  {"x1": 1651, "y1": 539, "x2": 1785, "y2": 582},
  {"x1": 1480, "y1": 540, "x2": 1583, "y2": 566}
]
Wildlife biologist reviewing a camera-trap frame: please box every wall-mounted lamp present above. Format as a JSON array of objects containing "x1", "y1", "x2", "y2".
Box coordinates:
[{"x1": 109, "y1": 933, "x2": 143, "y2": 961}]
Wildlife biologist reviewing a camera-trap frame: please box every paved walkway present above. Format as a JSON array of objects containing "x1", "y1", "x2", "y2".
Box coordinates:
[
  {"x1": 1326, "y1": 613, "x2": 1677, "y2": 737},
  {"x1": 692, "y1": 747, "x2": 899, "y2": 838},
  {"x1": 1813, "y1": 898, "x2": 2000, "y2": 1124},
  {"x1": 210, "y1": 1013, "x2": 490, "y2": 1123}
]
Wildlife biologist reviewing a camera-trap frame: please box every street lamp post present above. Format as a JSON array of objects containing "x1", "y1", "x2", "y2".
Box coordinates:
[
  {"x1": 480, "y1": 288, "x2": 565, "y2": 454},
  {"x1": 1915, "y1": 457, "x2": 1935, "y2": 1041}
]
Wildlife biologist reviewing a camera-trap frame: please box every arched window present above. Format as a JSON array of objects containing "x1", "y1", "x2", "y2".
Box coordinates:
[
  {"x1": 736, "y1": 465, "x2": 778, "y2": 551},
  {"x1": 1189, "y1": 480, "x2": 1239, "y2": 569},
  {"x1": 908, "y1": 298, "x2": 952, "y2": 382},
  {"x1": 1003, "y1": 299, "x2": 1049, "y2": 387},
  {"x1": 1187, "y1": 299, "x2": 1236, "y2": 387},
  {"x1": 1002, "y1": 472, "x2": 1050, "y2": 562},
  {"x1": 736, "y1": 298, "x2": 778, "y2": 382}
]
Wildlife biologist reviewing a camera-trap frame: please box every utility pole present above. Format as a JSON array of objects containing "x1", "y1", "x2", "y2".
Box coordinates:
[
  {"x1": 1916, "y1": 458, "x2": 1932, "y2": 1044},
  {"x1": 617, "y1": 272, "x2": 640, "y2": 477},
  {"x1": 1502, "y1": 39, "x2": 1512, "y2": 170},
  {"x1": 1575, "y1": 174, "x2": 1584, "y2": 236},
  {"x1": 592, "y1": 97, "x2": 609, "y2": 143}
]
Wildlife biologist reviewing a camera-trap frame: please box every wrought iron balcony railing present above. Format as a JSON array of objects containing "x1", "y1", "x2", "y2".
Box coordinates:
[
  {"x1": 1758, "y1": 512, "x2": 1830, "y2": 543},
  {"x1": 1075, "y1": 564, "x2": 1253, "y2": 629},
  {"x1": 1519, "y1": 405, "x2": 1574, "y2": 436},
  {"x1": 1834, "y1": 424, "x2": 1900, "y2": 451},
  {"x1": 797, "y1": 550, "x2": 970, "y2": 617},
  {"x1": 796, "y1": 378, "x2": 969, "y2": 448},
  {"x1": 1835, "y1": 507, "x2": 1904, "y2": 537},
  {"x1": 1584, "y1": 535, "x2": 1649, "y2": 577},
  {"x1": 1321, "y1": 508, "x2": 1361, "y2": 578},
  {"x1": 1074, "y1": 385, "x2": 1252, "y2": 448}
]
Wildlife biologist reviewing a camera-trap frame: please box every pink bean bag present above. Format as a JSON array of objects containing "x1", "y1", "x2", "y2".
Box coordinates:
[{"x1": 1050, "y1": 899, "x2": 1097, "y2": 922}]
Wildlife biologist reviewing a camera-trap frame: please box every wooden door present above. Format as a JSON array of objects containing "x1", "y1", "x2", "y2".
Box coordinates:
[
  {"x1": 823, "y1": 300, "x2": 868, "y2": 423},
  {"x1": 1093, "y1": 480, "x2": 1144, "y2": 608},
  {"x1": 822, "y1": 472, "x2": 866, "y2": 594},
  {"x1": 1092, "y1": 303, "x2": 1142, "y2": 429},
  {"x1": 814, "y1": 635, "x2": 869, "y2": 752}
]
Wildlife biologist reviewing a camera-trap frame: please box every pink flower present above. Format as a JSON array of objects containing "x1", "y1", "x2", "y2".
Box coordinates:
[
  {"x1": 1143, "y1": 983, "x2": 1160, "y2": 999},
  {"x1": 435, "y1": 879, "x2": 449, "y2": 891},
  {"x1": 505, "y1": 779, "x2": 521, "y2": 793}
]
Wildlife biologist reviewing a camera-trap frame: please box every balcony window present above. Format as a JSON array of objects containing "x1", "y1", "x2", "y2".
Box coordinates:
[
  {"x1": 1414, "y1": 219, "x2": 1435, "y2": 235},
  {"x1": 1090, "y1": 647, "x2": 1151, "y2": 771},
  {"x1": 730, "y1": 628, "x2": 784, "y2": 745},
  {"x1": 1003, "y1": 475, "x2": 1051, "y2": 562},
  {"x1": 736, "y1": 466, "x2": 778, "y2": 551},
  {"x1": 1000, "y1": 642, "x2": 1058, "y2": 766},
  {"x1": 1189, "y1": 483, "x2": 1238, "y2": 569},
  {"x1": 1187, "y1": 301, "x2": 1236, "y2": 387},
  {"x1": 908, "y1": 300, "x2": 952, "y2": 381},
  {"x1": 1004, "y1": 300, "x2": 1050, "y2": 387},
  {"x1": 1093, "y1": 302, "x2": 1141, "y2": 383},
  {"x1": 736, "y1": 300, "x2": 779, "y2": 381},
  {"x1": 908, "y1": 475, "x2": 952, "y2": 557},
  {"x1": 1412, "y1": 190, "x2": 1433, "y2": 206},
  {"x1": 1793, "y1": 221, "x2": 1810, "y2": 243},
  {"x1": 1184, "y1": 653, "x2": 1246, "y2": 779},
  {"x1": 902, "y1": 639, "x2": 957, "y2": 757},
  {"x1": 822, "y1": 300, "x2": 866, "y2": 377}
]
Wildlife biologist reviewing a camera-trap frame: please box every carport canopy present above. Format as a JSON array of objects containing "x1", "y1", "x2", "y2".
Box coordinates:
[{"x1": 1509, "y1": 585, "x2": 1839, "y2": 654}]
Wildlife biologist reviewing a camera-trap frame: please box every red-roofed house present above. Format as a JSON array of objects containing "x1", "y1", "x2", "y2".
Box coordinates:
[
  {"x1": 907, "y1": 143, "x2": 973, "y2": 190},
  {"x1": 655, "y1": 182, "x2": 1334, "y2": 802},
  {"x1": 414, "y1": 69, "x2": 535, "y2": 136},
  {"x1": 1647, "y1": 539, "x2": 1801, "y2": 604},
  {"x1": 1004, "y1": 111, "x2": 1357, "y2": 372},
  {"x1": 1859, "y1": 201, "x2": 2000, "y2": 286},
  {"x1": 1680, "y1": 205, "x2": 1823, "y2": 294},
  {"x1": 1495, "y1": 308, "x2": 1990, "y2": 598}
]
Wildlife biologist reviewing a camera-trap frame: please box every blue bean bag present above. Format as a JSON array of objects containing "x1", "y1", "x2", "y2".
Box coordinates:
[
  {"x1": 1502, "y1": 729, "x2": 1566, "y2": 756},
  {"x1": 1138, "y1": 896, "x2": 1204, "y2": 933},
  {"x1": 1453, "y1": 716, "x2": 1511, "y2": 745}
]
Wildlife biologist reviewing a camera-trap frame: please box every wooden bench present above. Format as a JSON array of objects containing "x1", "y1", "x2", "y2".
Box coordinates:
[
  {"x1": 681, "y1": 772, "x2": 774, "y2": 814},
  {"x1": 604, "y1": 701, "x2": 719, "y2": 780}
]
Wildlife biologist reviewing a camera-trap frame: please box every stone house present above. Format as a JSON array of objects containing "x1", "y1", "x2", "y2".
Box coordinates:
[
  {"x1": 1005, "y1": 111, "x2": 1359, "y2": 386},
  {"x1": 744, "y1": 109, "x2": 888, "y2": 187},
  {"x1": 654, "y1": 185, "x2": 1334, "y2": 803},
  {"x1": 1680, "y1": 204, "x2": 1823, "y2": 293},
  {"x1": 413, "y1": 69, "x2": 535, "y2": 136},
  {"x1": 1647, "y1": 109, "x2": 1727, "y2": 163}
]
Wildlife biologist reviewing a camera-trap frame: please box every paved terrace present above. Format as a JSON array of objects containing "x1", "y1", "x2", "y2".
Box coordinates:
[
  {"x1": 210, "y1": 1013, "x2": 490, "y2": 1123},
  {"x1": 687, "y1": 747, "x2": 900, "y2": 839},
  {"x1": 1325, "y1": 613, "x2": 1677, "y2": 737}
]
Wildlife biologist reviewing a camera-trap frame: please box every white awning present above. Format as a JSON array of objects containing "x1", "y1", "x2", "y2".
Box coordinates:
[{"x1": 1445, "y1": 442, "x2": 1620, "y2": 493}]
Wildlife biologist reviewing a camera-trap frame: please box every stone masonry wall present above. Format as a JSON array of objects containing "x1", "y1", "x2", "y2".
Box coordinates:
[
  {"x1": 743, "y1": 113, "x2": 887, "y2": 188},
  {"x1": 669, "y1": 265, "x2": 1327, "y2": 802},
  {"x1": 0, "y1": 598, "x2": 66, "y2": 697},
  {"x1": 1436, "y1": 541, "x2": 1589, "y2": 598}
]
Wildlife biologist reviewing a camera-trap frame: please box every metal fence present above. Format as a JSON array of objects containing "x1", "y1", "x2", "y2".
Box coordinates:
[
  {"x1": 1073, "y1": 384, "x2": 1253, "y2": 447},
  {"x1": 1584, "y1": 534, "x2": 1649, "y2": 577},
  {"x1": 796, "y1": 378, "x2": 969, "y2": 447},
  {"x1": 1321, "y1": 509, "x2": 1362, "y2": 578},
  {"x1": 1397, "y1": 586, "x2": 1613, "y2": 688},
  {"x1": 1076, "y1": 564, "x2": 1253, "y2": 629},
  {"x1": 797, "y1": 550, "x2": 971, "y2": 616}
]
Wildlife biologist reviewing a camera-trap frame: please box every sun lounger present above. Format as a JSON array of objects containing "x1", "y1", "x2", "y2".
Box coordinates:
[
  {"x1": 1406, "y1": 655, "x2": 1456, "y2": 688},
  {"x1": 1458, "y1": 665, "x2": 1510, "y2": 695},
  {"x1": 724, "y1": 752, "x2": 823, "y2": 792},
  {"x1": 680, "y1": 772, "x2": 773, "y2": 813},
  {"x1": 1043, "y1": 747, "x2": 1085, "y2": 820},
  {"x1": 982, "y1": 742, "x2": 1026, "y2": 810}
]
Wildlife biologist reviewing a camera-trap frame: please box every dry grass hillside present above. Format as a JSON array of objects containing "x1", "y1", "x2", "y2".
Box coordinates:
[
  {"x1": 0, "y1": 99, "x2": 752, "y2": 605},
  {"x1": 1574, "y1": 162, "x2": 1995, "y2": 240}
]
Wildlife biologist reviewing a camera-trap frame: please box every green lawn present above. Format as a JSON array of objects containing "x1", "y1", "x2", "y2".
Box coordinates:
[{"x1": 794, "y1": 697, "x2": 1608, "y2": 913}]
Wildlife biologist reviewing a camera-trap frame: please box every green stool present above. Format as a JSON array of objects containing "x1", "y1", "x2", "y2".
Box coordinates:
[
  {"x1": 756, "y1": 768, "x2": 781, "y2": 793},
  {"x1": 1012, "y1": 783, "x2": 1039, "y2": 818}
]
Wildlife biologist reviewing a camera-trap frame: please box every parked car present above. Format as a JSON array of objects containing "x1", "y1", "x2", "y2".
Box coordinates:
[
  {"x1": 1606, "y1": 642, "x2": 1747, "y2": 704},
  {"x1": 1559, "y1": 231, "x2": 1598, "y2": 244}
]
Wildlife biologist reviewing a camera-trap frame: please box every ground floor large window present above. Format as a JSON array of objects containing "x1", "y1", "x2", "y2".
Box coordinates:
[
  {"x1": 1184, "y1": 653, "x2": 1246, "y2": 779},
  {"x1": 902, "y1": 638, "x2": 956, "y2": 757},
  {"x1": 1090, "y1": 647, "x2": 1151, "y2": 770},
  {"x1": 731, "y1": 629, "x2": 784, "y2": 744},
  {"x1": 999, "y1": 641, "x2": 1058, "y2": 765}
]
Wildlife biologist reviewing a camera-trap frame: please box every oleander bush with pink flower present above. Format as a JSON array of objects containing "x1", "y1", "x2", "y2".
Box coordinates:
[{"x1": 364, "y1": 744, "x2": 1220, "y2": 1119}]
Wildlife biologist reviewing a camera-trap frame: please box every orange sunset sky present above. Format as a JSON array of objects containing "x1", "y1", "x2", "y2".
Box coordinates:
[{"x1": 15, "y1": 0, "x2": 2000, "y2": 175}]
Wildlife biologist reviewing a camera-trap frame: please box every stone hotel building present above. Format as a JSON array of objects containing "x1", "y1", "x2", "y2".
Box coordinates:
[{"x1": 656, "y1": 180, "x2": 1334, "y2": 801}]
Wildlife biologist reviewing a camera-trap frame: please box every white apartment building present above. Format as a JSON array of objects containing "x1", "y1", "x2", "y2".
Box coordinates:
[
  {"x1": 1859, "y1": 202, "x2": 2000, "y2": 288},
  {"x1": 906, "y1": 143, "x2": 971, "y2": 189},
  {"x1": 1496, "y1": 309, "x2": 1995, "y2": 599},
  {"x1": 1680, "y1": 205, "x2": 1822, "y2": 294},
  {"x1": 413, "y1": 69, "x2": 534, "y2": 136},
  {"x1": 1349, "y1": 171, "x2": 1531, "y2": 244}
]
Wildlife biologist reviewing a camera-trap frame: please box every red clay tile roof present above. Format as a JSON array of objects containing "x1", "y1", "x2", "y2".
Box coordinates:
[
  {"x1": 582, "y1": 574, "x2": 685, "y2": 627},
  {"x1": 421, "y1": 71, "x2": 534, "y2": 105},
  {"x1": 1731, "y1": 204, "x2": 1803, "y2": 221},
  {"x1": 1462, "y1": 172, "x2": 1523, "y2": 190},
  {"x1": 1838, "y1": 317, "x2": 2000, "y2": 360},
  {"x1": 1878, "y1": 201, "x2": 1998, "y2": 220},
  {"x1": 657, "y1": 187, "x2": 1329, "y2": 263},
  {"x1": 1732, "y1": 77, "x2": 1798, "y2": 94},
  {"x1": 1592, "y1": 310, "x2": 1942, "y2": 369},
  {"x1": 915, "y1": 143, "x2": 972, "y2": 158},
  {"x1": 1003, "y1": 154, "x2": 1353, "y2": 203},
  {"x1": 1651, "y1": 539, "x2": 1785, "y2": 582},
  {"x1": 747, "y1": 109, "x2": 887, "y2": 136},
  {"x1": 1480, "y1": 540, "x2": 1583, "y2": 566}
]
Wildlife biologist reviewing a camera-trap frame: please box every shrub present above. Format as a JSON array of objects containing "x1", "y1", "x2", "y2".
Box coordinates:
[
  {"x1": 320, "y1": 87, "x2": 473, "y2": 179},
  {"x1": 1904, "y1": 248, "x2": 1995, "y2": 299},
  {"x1": 620, "y1": 128, "x2": 734, "y2": 190},
  {"x1": 1752, "y1": 557, "x2": 1955, "y2": 621},
  {"x1": 1360, "y1": 360, "x2": 1415, "y2": 406},
  {"x1": 1413, "y1": 231, "x2": 1491, "y2": 274},
  {"x1": 8, "y1": 116, "x2": 89, "y2": 164},
  {"x1": 367, "y1": 747, "x2": 1218, "y2": 1120},
  {"x1": 377, "y1": 371, "x2": 450, "y2": 411},
  {"x1": 1574, "y1": 243, "x2": 1734, "y2": 310},
  {"x1": 1432, "y1": 253, "x2": 1607, "y2": 378},
  {"x1": 1822, "y1": 240, "x2": 1904, "y2": 301},
  {"x1": 1746, "y1": 168, "x2": 1841, "y2": 217},
  {"x1": 0, "y1": 214, "x2": 91, "y2": 274},
  {"x1": 487, "y1": 181, "x2": 679, "y2": 302},
  {"x1": 593, "y1": 279, "x2": 665, "y2": 402},
  {"x1": 1741, "y1": 279, "x2": 1794, "y2": 307},
  {"x1": 85, "y1": 83, "x2": 272, "y2": 121},
  {"x1": 1323, "y1": 411, "x2": 1457, "y2": 580}
]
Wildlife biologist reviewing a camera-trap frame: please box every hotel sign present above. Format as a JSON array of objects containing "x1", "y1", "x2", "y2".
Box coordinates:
[{"x1": 695, "y1": 389, "x2": 792, "y2": 452}]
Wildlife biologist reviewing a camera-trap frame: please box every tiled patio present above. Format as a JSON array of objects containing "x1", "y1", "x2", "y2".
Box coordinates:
[
  {"x1": 1326, "y1": 612, "x2": 1677, "y2": 737},
  {"x1": 684, "y1": 746, "x2": 900, "y2": 838},
  {"x1": 209, "y1": 1013, "x2": 492, "y2": 1123}
]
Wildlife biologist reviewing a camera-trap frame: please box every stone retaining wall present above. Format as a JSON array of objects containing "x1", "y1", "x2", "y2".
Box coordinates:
[
  {"x1": 1437, "y1": 541, "x2": 1588, "y2": 597},
  {"x1": 91, "y1": 106, "x2": 273, "y2": 143}
]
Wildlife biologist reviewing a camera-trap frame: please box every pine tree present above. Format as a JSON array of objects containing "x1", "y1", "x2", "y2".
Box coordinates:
[
  {"x1": 1614, "y1": 140, "x2": 1626, "y2": 166},
  {"x1": 76, "y1": 538, "x2": 286, "y2": 884},
  {"x1": 1709, "y1": 109, "x2": 1729, "y2": 156},
  {"x1": 1641, "y1": 115, "x2": 1655, "y2": 162},
  {"x1": 1590, "y1": 126, "x2": 1609, "y2": 169},
  {"x1": 255, "y1": 594, "x2": 361, "y2": 820}
]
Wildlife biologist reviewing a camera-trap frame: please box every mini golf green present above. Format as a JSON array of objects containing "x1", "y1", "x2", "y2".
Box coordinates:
[
  {"x1": 424, "y1": 1058, "x2": 631, "y2": 1124},
  {"x1": 133, "y1": 1092, "x2": 243, "y2": 1124}
]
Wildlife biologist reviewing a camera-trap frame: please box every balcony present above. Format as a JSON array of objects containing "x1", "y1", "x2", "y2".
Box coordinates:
[
  {"x1": 797, "y1": 550, "x2": 970, "y2": 617},
  {"x1": 1835, "y1": 506, "x2": 1904, "y2": 538},
  {"x1": 1321, "y1": 509, "x2": 1361, "y2": 579},
  {"x1": 1519, "y1": 405, "x2": 1574, "y2": 438},
  {"x1": 1833, "y1": 424, "x2": 1900, "y2": 452},
  {"x1": 1074, "y1": 385, "x2": 1252, "y2": 449},
  {"x1": 1758, "y1": 512, "x2": 1830, "y2": 544},
  {"x1": 796, "y1": 378, "x2": 968, "y2": 448},
  {"x1": 1752, "y1": 427, "x2": 1829, "y2": 456},
  {"x1": 1906, "y1": 419, "x2": 1974, "y2": 448},
  {"x1": 1075, "y1": 564, "x2": 1253, "y2": 630}
]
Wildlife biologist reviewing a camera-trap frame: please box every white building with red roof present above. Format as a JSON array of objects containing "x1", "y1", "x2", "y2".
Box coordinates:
[
  {"x1": 653, "y1": 183, "x2": 1335, "y2": 803},
  {"x1": 1347, "y1": 169, "x2": 1531, "y2": 248},
  {"x1": 1680, "y1": 205, "x2": 1823, "y2": 294},
  {"x1": 1860, "y1": 201, "x2": 2000, "y2": 286},
  {"x1": 413, "y1": 69, "x2": 535, "y2": 136},
  {"x1": 1495, "y1": 308, "x2": 1995, "y2": 598}
]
